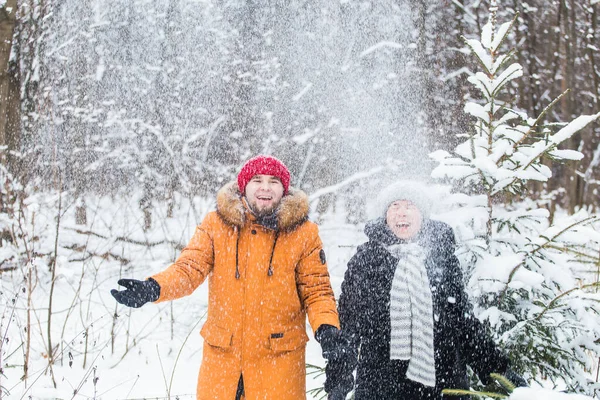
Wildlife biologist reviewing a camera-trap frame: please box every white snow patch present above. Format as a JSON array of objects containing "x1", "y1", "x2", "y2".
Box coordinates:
[
  {"x1": 509, "y1": 387, "x2": 593, "y2": 400},
  {"x1": 359, "y1": 41, "x2": 403, "y2": 58},
  {"x1": 292, "y1": 129, "x2": 317, "y2": 145},
  {"x1": 95, "y1": 62, "x2": 106, "y2": 81},
  {"x1": 292, "y1": 82, "x2": 313, "y2": 101}
]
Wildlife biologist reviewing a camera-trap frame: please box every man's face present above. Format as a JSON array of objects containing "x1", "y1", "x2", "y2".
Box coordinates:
[
  {"x1": 244, "y1": 174, "x2": 285, "y2": 216},
  {"x1": 386, "y1": 200, "x2": 423, "y2": 240}
]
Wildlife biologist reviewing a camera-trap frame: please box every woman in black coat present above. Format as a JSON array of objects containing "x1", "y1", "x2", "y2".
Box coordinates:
[{"x1": 325, "y1": 181, "x2": 521, "y2": 400}]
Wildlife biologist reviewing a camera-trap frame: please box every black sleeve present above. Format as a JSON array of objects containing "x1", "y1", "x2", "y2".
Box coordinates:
[
  {"x1": 324, "y1": 247, "x2": 366, "y2": 393},
  {"x1": 338, "y1": 248, "x2": 367, "y2": 357},
  {"x1": 444, "y1": 230, "x2": 510, "y2": 382}
]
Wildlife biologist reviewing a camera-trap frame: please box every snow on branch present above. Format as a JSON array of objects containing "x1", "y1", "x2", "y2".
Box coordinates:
[
  {"x1": 308, "y1": 166, "x2": 385, "y2": 202},
  {"x1": 359, "y1": 41, "x2": 403, "y2": 58}
]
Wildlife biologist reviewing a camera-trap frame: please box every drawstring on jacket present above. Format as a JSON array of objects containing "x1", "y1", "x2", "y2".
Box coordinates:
[
  {"x1": 268, "y1": 232, "x2": 279, "y2": 276},
  {"x1": 235, "y1": 227, "x2": 241, "y2": 279}
]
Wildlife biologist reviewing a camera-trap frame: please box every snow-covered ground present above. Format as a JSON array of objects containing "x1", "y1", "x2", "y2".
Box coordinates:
[
  {"x1": 0, "y1": 193, "x2": 594, "y2": 399},
  {"x1": 510, "y1": 388, "x2": 593, "y2": 400},
  {"x1": 1, "y1": 194, "x2": 365, "y2": 399}
]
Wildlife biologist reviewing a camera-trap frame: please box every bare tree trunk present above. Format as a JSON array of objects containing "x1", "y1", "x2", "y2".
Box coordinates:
[
  {"x1": 590, "y1": 2, "x2": 599, "y2": 105},
  {"x1": 75, "y1": 197, "x2": 87, "y2": 225},
  {"x1": 25, "y1": 255, "x2": 32, "y2": 382},
  {"x1": 140, "y1": 185, "x2": 153, "y2": 231},
  {"x1": 5, "y1": 54, "x2": 20, "y2": 165},
  {"x1": 0, "y1": 0, "x2": 20, "y2": 165},
  {"x1": 46, "y1": 185, "x2": 61, "y2": 388},
  {"x1": 563, "y1": 0, "x2": 579, "y2": 213}
]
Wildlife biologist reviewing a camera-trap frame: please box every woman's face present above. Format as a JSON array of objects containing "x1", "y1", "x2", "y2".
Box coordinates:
[{"x1": 386, "y1": 200, "x2": 423, "y2": 240}]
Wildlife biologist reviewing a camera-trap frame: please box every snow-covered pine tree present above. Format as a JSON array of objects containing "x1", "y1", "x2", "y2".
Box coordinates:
[{"x1": 430, "y1": 2, "x2": 600, "y2": 394}]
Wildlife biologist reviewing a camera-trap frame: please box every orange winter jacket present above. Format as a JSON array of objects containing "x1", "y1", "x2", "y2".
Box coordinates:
[{"x1": 151, "y1": 182, "x2": 340, "y2": 400}]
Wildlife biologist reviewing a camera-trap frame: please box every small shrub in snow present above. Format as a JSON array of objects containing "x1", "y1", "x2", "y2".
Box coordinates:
[{"x1": 431, "y1": 3, "x2": 600, "y2": 395}]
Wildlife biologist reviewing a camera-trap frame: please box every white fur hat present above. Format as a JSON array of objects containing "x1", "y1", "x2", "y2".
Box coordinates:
[{"x1": 367, "y1": 180, "x2": 433, "y2": 220}]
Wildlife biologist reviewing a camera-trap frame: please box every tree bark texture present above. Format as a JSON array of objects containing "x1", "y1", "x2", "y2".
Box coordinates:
[{"x1": 0, "y1": 0, "x2": 20, "y2": 160}]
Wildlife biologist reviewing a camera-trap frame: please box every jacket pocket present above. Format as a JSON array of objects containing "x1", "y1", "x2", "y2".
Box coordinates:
[
  {"x1": 267, "y1": 326, "x2": 309, "y2": 353},
  {"x1": 200, "y1": 321, "x2": 233, "y2": 349}
]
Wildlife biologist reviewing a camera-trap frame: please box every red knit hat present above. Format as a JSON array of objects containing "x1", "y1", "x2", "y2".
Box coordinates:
[{"x1": 237, "y1": 155, "x2": 291, "y2": 195}]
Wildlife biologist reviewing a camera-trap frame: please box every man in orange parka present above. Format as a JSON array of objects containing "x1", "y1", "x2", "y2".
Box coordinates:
[{"x1": 111, "y1": 155, "x2": 347, "y2": 400}]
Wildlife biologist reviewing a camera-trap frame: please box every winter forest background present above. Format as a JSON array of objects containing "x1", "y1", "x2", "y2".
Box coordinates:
[{"x1": 1, "y1": 0, "x2": 600, "y2": 399}]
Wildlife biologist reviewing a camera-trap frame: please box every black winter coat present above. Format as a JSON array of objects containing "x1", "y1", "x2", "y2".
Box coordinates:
[{"x1": 326, "y1": 218, "x2": 509, "y2": 400}]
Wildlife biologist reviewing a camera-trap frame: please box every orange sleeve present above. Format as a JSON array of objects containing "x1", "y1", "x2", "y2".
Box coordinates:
[
  {"x1": 150, "y1": 214, "x2": 216, "y2": 302},
  {"x1": 295, "y1": 223, "x2": 340, "y2": 333}
]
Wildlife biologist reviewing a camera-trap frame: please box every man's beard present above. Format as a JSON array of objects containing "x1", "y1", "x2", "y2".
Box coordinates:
[
  {"x1": 247, "y1": 200, "x2": 280, "y2": 230},
  {"x1": 248, "y1": 201, "x2": 278, "y2": 217}
]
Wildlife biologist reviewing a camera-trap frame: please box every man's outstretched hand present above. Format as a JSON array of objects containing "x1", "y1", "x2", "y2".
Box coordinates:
[{"x1": 111, "y1": 278, "x2": 160, "y2": 308}]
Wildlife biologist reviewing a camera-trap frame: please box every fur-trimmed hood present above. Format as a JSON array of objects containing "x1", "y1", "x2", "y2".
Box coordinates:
[{"x1": 216, "y1": 181, "x2": 310, "y2": 231}]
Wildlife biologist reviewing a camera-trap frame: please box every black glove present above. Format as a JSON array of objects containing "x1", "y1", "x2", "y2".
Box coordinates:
[
  {"x1": 326, "y1": 372, "x2": 353, "y2": 400},
  {"x1": 111, "y1": 278, "x2": 160, "y2": 308},
  {"x1": 328, "y1": 388, "x2": 349, "y2": 400},
  {"x1": 504, "y1": 369, "x2": 527, "y2": 388},
  {"x1": 316, "y1": 324, "x2": 353, "y2": 362}
]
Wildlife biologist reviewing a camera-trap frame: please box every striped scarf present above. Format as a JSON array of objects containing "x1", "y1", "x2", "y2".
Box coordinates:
[{"x1": 387, "y1": 242, "x2": 436, "y2": 387}]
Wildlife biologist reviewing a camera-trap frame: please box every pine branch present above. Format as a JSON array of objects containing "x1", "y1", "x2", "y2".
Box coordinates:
[
  {"x1": 462, "y1": 36, "x2": 493, "y2": 77},
  {"x1": 490, "y1": 65, "x2": 523, "y2": 99},
  {"x1": 441, "y1": 388, "x2": 508, "y2": 399},
  {"x1": 490, "y1": 13, "x2": 520, "y2": 54},
  {"x1": 494, "y1": 90, "x2": 570, "y2": 174},
  {"x1": 499, "y1": 215, "x2": 600, "y2": 301},
  {"x1": 535, "y1": 282, "x2": 600, "y2": 321},
  {"x1": 492, "y1": 99, "x2": 600, "y2": 197},
  {"x1": 493, "y1": 48, "x2": 518, "y2": 76},
  {"x1": 489, "y1": 373, "x2": 516, "y2": 392},
  {"x1": 544, "y1": 243, "x2": 600, "y2": 262}
]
